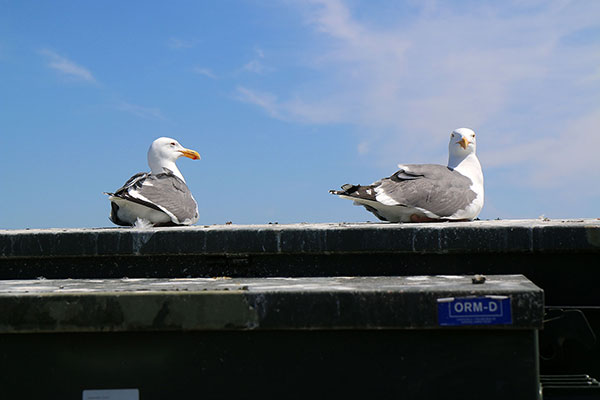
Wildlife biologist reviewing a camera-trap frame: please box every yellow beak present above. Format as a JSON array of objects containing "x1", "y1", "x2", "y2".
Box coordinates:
[
  {"x1": 179, "y1": 148, "x2": 201, "y2": 160},
  {"x1": 458, "y1": 137, "x2": 470, "y2": 149}
]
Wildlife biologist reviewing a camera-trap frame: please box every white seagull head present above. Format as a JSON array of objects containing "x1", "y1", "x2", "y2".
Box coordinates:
[
  {"x1": 449, "y1": 127, "x2": 477, "y2": 158},
  {"x1": 147, "y1": 137, "x2": 200, "y2": 181}
]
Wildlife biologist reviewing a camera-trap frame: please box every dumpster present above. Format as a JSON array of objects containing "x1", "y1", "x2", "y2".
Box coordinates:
[{"x1": 0, "y1": 275, "x2": 542, "y2": 399}]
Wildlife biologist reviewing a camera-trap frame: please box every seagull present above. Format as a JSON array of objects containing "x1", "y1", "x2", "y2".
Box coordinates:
[
  {"x1": 329, "y1": 128, "x2": 484, "y2": 222},
  {"x1": 105, "y1": 137, "x2": 201, "y2": 227}
]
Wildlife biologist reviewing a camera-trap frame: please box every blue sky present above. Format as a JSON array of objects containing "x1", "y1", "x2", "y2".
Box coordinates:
[{"x1": 1, "y1": 0, "x2": 599, "y2": 229}]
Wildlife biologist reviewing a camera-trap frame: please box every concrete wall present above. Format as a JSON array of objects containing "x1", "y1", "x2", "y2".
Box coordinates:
[{"x1": 1, "y1": 219, "x2": 599, "y2": 306}]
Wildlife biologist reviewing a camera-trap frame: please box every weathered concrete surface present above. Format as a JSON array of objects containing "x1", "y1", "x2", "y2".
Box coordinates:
[
  {"x1": 1, "y1": 219, "x2": 599, "y2": 257},
  {"x1": 0, "y1": 275, "x2": 542, "y2": 333},
  {"x1": 0, "y1": 219, "x2": 597, "y2": 305}
]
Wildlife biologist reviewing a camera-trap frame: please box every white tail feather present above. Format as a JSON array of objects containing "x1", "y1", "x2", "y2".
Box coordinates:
[{"x1": 133, "y1": 217, "x2": 154, "y2": 229}]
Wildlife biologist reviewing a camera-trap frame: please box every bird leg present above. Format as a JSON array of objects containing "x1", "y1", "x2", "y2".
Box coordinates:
[{"x1": 410, "y1": 214, "x2": 440, "y2": 223}]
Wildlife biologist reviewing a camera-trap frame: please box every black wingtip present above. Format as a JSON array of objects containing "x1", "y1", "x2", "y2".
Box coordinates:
[{"x1": 330, "y1": 184, "x2": 356, "y2": 195}]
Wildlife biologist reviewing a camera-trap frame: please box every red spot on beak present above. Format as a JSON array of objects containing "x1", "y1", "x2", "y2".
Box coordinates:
[{"x1": 179, "y1": 149, "x2": 201, "y2": 160}]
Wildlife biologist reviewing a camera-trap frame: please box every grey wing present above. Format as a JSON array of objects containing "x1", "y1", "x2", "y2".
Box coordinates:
[
  {"x1": 377, "y1": 164, "x2": 476, "y2": 217},
  {"x1": 130, "y1": 173, "x2": 198, "y2": 224},
  {"x1": 104, "y1": 172, "x2": 149, "y2": 197}
]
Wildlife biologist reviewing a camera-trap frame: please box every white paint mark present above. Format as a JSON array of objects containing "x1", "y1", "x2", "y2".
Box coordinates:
[
  {"x1": 83, "y1": 389, "x2": 139, "y2": 400},
  {"x1": 406, "y1": 276, "x2": 430, "y2": 281}
]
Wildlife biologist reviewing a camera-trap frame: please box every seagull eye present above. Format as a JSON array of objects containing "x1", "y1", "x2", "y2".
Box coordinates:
[{"x1": 170, "y1": 142, "x2": 176, "y2": 146}]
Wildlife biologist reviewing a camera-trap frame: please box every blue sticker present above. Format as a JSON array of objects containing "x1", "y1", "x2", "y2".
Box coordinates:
[{"x1": 437, "y1": 296, "x2": 512, "y2": 326}]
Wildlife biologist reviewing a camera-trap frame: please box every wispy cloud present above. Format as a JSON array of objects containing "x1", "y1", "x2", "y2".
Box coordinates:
[
  {"x1": 243, "y1": 59, "x2": 266, "y2": 74},
  {"x1": 236, "y1": 86, "x2": 345, "y2": 124},
  {"x1": 236, "y1": 86, "x2": 281, "y2": 118},
  {"x1": 238, "y1": 0, "x2": 600, "y2": 183},
  {"x1": 193, "y1": 66, "x2": 217, "y2": 79},
  {"x1": 242, "y1": 47, "x2": 272, "y2": 74},
  {"x1": 168, "y1": 37, "x2": 195, "y2": 49},
  {"x1": 117, "y1": 102, "x2": 165, "y2": 120},
  {"x1": 484, "y1": 107, "x2": 600, "y2": 188},
  {"x1": 39, "y1": 49, "x2": 96, "y2": 82}
]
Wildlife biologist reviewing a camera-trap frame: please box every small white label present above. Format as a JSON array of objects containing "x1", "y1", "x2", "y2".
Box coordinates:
[{"x1": 83, "y1": 389, "x2": 139, "y2": 400}]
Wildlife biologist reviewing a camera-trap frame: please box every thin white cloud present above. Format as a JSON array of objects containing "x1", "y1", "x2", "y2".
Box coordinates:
[
  {"x1": 237, "y1": 0, "x2": 600, "y2": 183},
  {"x1": 168, "y1": 37, "x2": 195, "y2": 49},
  {"x1": 243, "y1": 59, "x2": 266, "y2": 74},
  {"x1": 236, "y1": 86, "x2": 345, "y2": 124},
  {"x1": 357, "y1": 141, "x2": 369, "y2": 155},
  {"x1": 236, "y1": 87, "x2": 281, "y2": 118},
  {"x1": 39, "y1": 49, "x2": 96, "y2": 82},
  {"x1": 193, "y1": 66, "x2": 217, "y2": 79},
  {"x1": 484, "y1": 107, "x2": 600, "y2": 188},
  {"x1": 242, "y1": 47, "x2": 272, "y2": 74},
  {"x1": 117, "y1": 102, "x2": 165, "y2": 120}
]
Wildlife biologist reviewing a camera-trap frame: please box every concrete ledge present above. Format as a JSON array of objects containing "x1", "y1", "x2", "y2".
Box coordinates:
[
  {"x1": 0, "y1": 219, "x2": 598, "y2": 306},
  {"x1": 0, "y1": 275, "x2": 542, "y2": 333},
  {"x1": 2, "y1": 219, "x2": 599, "y2": 258}
]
